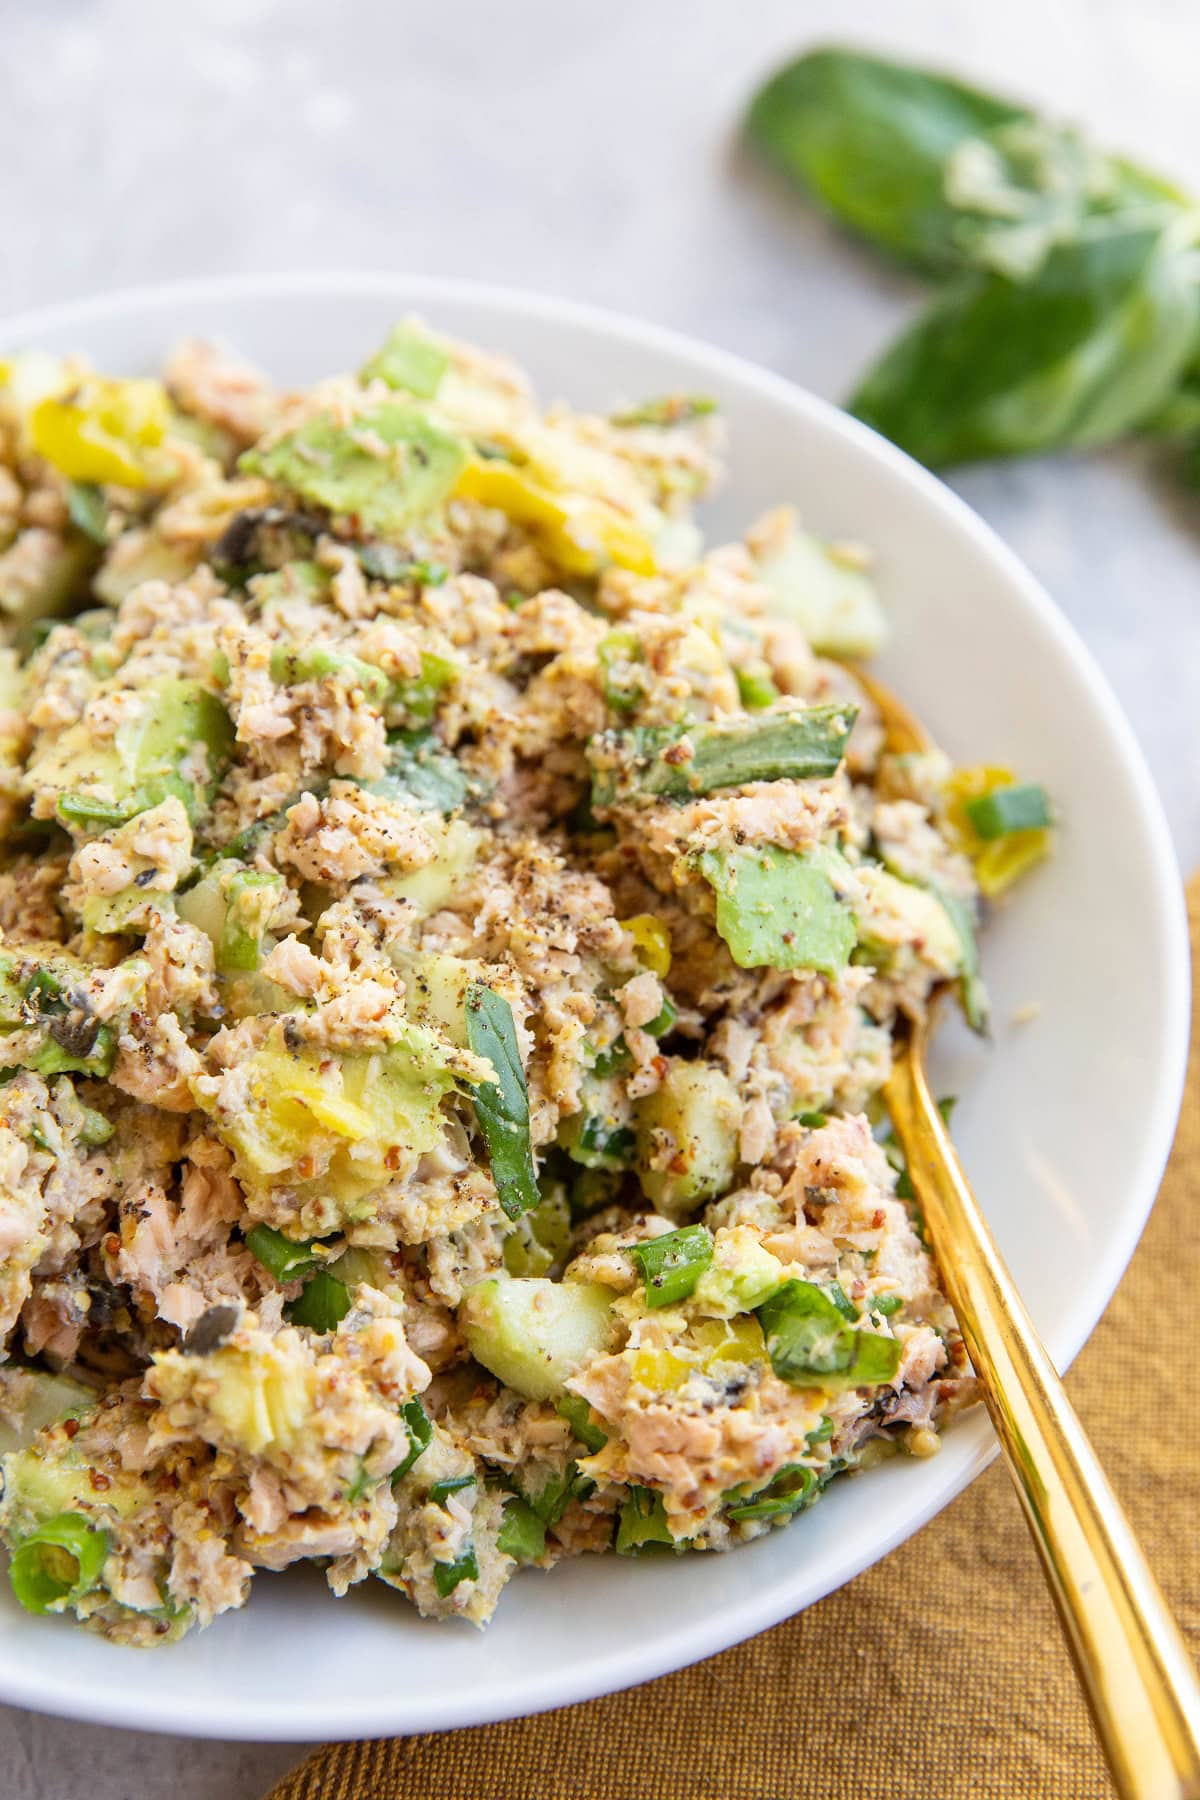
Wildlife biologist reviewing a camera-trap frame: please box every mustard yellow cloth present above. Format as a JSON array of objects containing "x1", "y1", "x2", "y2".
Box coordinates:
[{"x1": 267, "y1": 880, "x2": 1200, "y2": 1800}]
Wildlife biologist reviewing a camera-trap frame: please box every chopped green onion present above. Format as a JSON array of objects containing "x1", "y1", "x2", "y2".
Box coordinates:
[
  {"x1": 627, "y1": 1225, "x2": 713, "y2": 1309},
  {"x1": 826, "y1": 1282, "x2": 858, "y2": 1321},
  {"x1": 496, "y1": 1495, "x2": 547, "y2": 1562},
  {"x1": 433, "y1": 1545, "x2": 478, "y2": 1597},
  {"x1": 344, "y1": 1462, "x2": 372, "y2": 1505},
  {"x1": 465, "y1": 985, "x2": 540, "y2": 1220},
  {"x1": 589, "y1": 703, "x2": 857, "y2": 807},
  {"x1": 735, "y1": 667, "x2": 780, "y2": 710},
  {"x1": 556, "y1": 1394, "x2": 608, "y2": 1453},
  {"x1": 429, "y1": 1474, "x2": 475, "y2": 1506},
  {"x1": 591, "y1": 1038, "x2": 634, "y2": 1078},
  {"x1": 727, "y1": 1462, "x2": 818, "y2": 1522},
  {"x1": 65, "y1": 481, "x2": 109, "y2": 546},
  {"x1": 245, "y1": 1224, "x2": 321, "y2": 1284},
  {"x1": 756, "y1": 1280, "x2": 855, "y2": 1380},
  {"x1": 564, "y1": 1112, "x2": 636, "y2": 1170},
  {"x1": 931, "y1": 885, "x2": 988, "y2": 1034},
  {"x1": 797, "y1": 1110, "x2": 828, "y2": 1128},
  {"x1": 806, "y1": 1415, "x2": 834, "y2": 1447},
  {"x1": 597, "y1": 629, "x2": 644, "y2": 715},
  {"x1": 285, "y1": 1268, "x2": 351, "y2": 1332},
  {"x1": 56, "y1": 793, "x2": 132, "y2": 830},
  {"x1": 965, "y1": 782, "x2": 1051, "y2": 840},
  {"x1": 644, "y1": 995, "x2": 677, "y2": 1038},
  {"x1": 9, "y1": 1513, "x2": 109, "y2": 1615},
  {"x1": 614, "y1": 1485, "x2": 674, "y2": 1554},
  {"x1": 392, "y1": 1396, "x2": 433, "y2": 1483},
  {"x1": 873, "y1": 1293, "x2": 904, "y2": 1318}
]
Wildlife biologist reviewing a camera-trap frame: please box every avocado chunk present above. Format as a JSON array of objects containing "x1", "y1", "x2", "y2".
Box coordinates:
[
  {"x1": 852, "y1": 864, "x2": 963, "y2": 976},
  {"x1": 755, "y1": 521, "x2": 888, "y2": 658},
  {"x1": 699, "y1": 843, "x2": 857, "y2": 975},
  {"x1": 461, "y1": 1276, "x2": 616, "y2": 1402},
  {"x1": 359, "y1": 320, "x2": 452, "y2": 399},
  {"x1": 0, "y1": 942, "x2": 120, "y2": 1077},
  {"x1": 633, "y1": 1059, "x2": 741, "y2": 1218},
  {"x1": 29, "y1": 676, "x2": 233, "y2": 830},
  {"x1": 243, "y1": 402, "x2": 468, "y2": 537}
]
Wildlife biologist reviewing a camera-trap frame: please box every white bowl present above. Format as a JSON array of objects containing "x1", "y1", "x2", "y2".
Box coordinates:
[{"x1": 0, "y1": 275, "x2": 1188, "y2": 1741}]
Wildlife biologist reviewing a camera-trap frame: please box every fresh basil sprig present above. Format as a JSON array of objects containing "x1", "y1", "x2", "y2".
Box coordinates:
[{"x1": 746, "y1": 47, "x2": 1200, "y2": 472}]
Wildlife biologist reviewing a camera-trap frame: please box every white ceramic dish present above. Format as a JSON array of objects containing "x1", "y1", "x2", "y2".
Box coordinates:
[{"x1": 0, "y1": 274, "x2": 1188, "y2": 1741}]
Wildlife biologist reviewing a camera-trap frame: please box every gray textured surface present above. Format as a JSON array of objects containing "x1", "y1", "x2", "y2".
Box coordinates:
[{"x1": 0, "y1": 1, "x2": 1197, "y2": 1793}]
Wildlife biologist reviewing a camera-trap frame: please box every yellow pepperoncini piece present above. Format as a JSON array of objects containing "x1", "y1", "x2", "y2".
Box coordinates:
[
  {"x1": 619, "y1": 914, "x2": 672, "y2": 978},
  {"x1": 974, "y1": 831, "x2": 1051, "y2": 898},
  {"x1": 942, "y1": 762, "x2": 1051, "y2": 898},
  {"x1": 629, "y1": 1343, "x2": 692, "y2": 1392},
  {"x1": 690, "y1": 1315, "x2": 766, "y2": 1367},
  {"x1": 454, "y1": 459, "x2": 657, "y2": 576},
  {"x1": 29, "y1": 376, "x2": 172, "y2": 488}
]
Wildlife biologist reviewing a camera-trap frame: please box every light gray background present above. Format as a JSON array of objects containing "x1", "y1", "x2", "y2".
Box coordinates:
[{"x1": 1, "y1": 1, "x2": 1197, "y2": 1794}]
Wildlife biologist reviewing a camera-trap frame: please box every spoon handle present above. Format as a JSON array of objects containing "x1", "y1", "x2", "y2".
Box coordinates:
[{"x1": 886, "y1": 1028, "x2": 1200, "y2": 1800}]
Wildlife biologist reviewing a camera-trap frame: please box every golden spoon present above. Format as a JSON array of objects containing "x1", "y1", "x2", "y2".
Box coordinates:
[{"x1": 856, "y1": 666, "x2": 1200, "y2": 1800}]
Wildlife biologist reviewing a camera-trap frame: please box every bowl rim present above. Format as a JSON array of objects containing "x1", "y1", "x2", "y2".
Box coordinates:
[{"x1": 0, "y1": 271, "x2": 1189, "y2": 1741}]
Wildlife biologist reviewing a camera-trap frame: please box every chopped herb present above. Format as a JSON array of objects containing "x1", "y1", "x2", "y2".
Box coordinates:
[
  {"x1": 392, "y1": 1397, "x2": 433, "y2": 1484},
  {"x1": 245, "y1": 1224, "x2": 321, "y2": 1284},
  {"x1": 727, "y1": 1462, "x2": 818, "y2": 1522},
  {"x1": 464, "y1": 985, "x2": 540, "y2": 1220},
  {"x1": 496, "y1": 1495, "x2": 546, "y2": 1562},
  {"x1": 873, "y1": 1293, "x2": 904, "y2": 1317},
  {"x1": 756, "y1": 1279, "x2": 902, "y2": 1389},
  {"x1": 433, "y1": 1545, "x2": 478, "y2": 1597},
  {"x1": 65, "y1": 482, "x2": 108, "y2": 546},
  {"x1": 735, "y1": 667, "x2": 780, "y2": 710},
  {"x1": 797, "y1": 1110, "x2": 828, "y2": 1128},
  {"x1": 826, "y1": 1282, "x2": 858, "y2": 1320},
  {"x1": 429, "y1": 1474, "x2": 475, "y2": 1505},
  {"x1": 627, "y1": 1226, "x2": 714, "y2": 1309},
  {"x1": 556, "y1": 1394, "x2": 608, "y2": 1453},
  {"x1": 285, "y1": 1268, "x2": 351, "y2": 1333},
  {"x1": 615, "y1": 1486, "x2": 675, "y2": 1554}
]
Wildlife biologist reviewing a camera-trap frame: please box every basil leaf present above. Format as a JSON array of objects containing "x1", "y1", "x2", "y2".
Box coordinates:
[
  {"x1": 465, "y1": 984, "x2": 540, "y2": 1220},
  {"x1": 852, "y1": 219, "x2": 1200, "y2": 467},
  {"x1": 746, "y1": 47, "x2": 1026, "y2": 270}
]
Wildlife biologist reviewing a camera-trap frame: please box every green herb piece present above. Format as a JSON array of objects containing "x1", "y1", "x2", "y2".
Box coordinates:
[
  {"x1": 873, "y1": 1293, "x2": 904, "y2": 1317},
  {"x1": 497, "y1": 1494, "x2": 547, "y2": 1562},
  {"x1": 735, "y1": 667, "x2": 780, "y2": 711},
  {"x1": 726, "y1": 1462, "x2": 818, "y2": 1523},
  {"x1": 56, "y1": 794, "x2": 135, "y2": 830},
  {"x1": 561, "y1": 1112, "x2": 636, "y2": 1171},
  {"x1": 806, "y1": 1415, "x2": 835, "y2": 1446},
  {"x1": 591, "y1": 1038, "x2": 634, "y2": 1078},
  {"x1": 285, "y1": 1268, "x2": 351, "y2": 1333},
  {"x1": 610, "y1": 395, "x2": 717, "y2": 427},
  {"x1": 429, "y1": 1474, "x2": 475, "y2": 1506},
  {"x1": 344, "y1": 1462, "x2": 371, "y2": 1505},
  {"x1": 9, "y1": 1513, "x2": 109, "y2": 1615},
  {"x1": 627, "y1": 1225, "x2": 714, "y2": 1309},
  {"x1": 699, "y1": 843, "x2": 856, "y2": 975},
  {"x1": 644, "y1": 995, "x2": 677, "y2": 1038},
  {"x1": 851, "y1": 220, "x2": 1200, "y2": 468},
  {"x1": 359, "y1": 320, "x2": 451, "y2": 398},
  {"x1": 556, "y1": 1393, "x2": 609, "y2": 1454},
  {"x1": 65, "y1": 482, "x2": 109, "y2": 546},
  {"x1": 745, "y1": 47, "x2": 1187, "y2": 279},
  {"x1": 433, "y1": 1545, "x2": 478, "y2": 1597},
  {"x1": 245, "y1": 1224, "x2": 321, "y2": 1284},
  {"x1": 392, "y1": 1397, "x2": 433, "y2": 1483},
  {"x1": 756, "y1": 1279, "x2": 903, "y2": 1390},
  {"x1": 590, "y1": 703, "x2": 856, "y2": 807},
  {"x1": 797, "y1": 1110, "x2": 828, "y2": 1128},
  {"x1": 930, "y1": 885, "x2": 989, "y2": 1033},
  {"x1": 464, "y1": 984, "x2": 539, "y2": 1220},
  {"x1": 615, "y1": 1485, "x2": 674, "y2": 1554},
  {"x1": 965, "y1": 781, "x2": 1051, "y2": 839},
  {"x1": 826, "y1": 1282, "x2": 858, "y2": 1320}
]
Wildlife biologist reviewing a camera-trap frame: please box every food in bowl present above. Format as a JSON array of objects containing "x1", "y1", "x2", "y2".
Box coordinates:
[{"x1": 0, "y1": 322, "x2": 1050, "y2": 1641}]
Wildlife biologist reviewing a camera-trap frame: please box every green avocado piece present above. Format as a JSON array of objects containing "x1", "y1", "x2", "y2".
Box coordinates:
[
  {"x1": 31, "y1": 677, "x2": 234, "y2": 830},
  {"x1": 359, "y1": 321, "x2": 452, "y2": 398},
  {"x1": 244, "y1": 403, "x2": 468, "y2": 536},
  {"x1": 699, "y1": 843, "x2": 856, "y2": 975}
]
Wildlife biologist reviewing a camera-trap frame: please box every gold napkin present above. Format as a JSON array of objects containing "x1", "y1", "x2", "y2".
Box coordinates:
[{"x1": 267, "y1": 879, "x2": 1200, "y2": 1800}]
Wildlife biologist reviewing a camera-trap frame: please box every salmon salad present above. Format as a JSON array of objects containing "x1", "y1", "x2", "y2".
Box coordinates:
[{"x1": 0, "y1": 321, "x2": 1053, "y2": 1641}]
